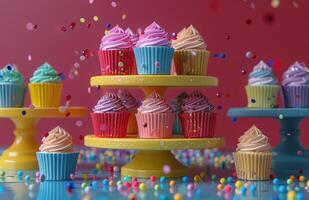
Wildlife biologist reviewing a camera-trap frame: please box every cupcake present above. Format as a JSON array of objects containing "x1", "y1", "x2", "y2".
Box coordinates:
[
  {"x1": 172, "y1": 25, "x2": 210, "y2": 75},
  {"x1": 136, "y1": 92, "x2": 174, "y2": 138},
  {"x1": 246, "y1": 60, "x2": 279, "y2": 108},
  {"x1": 134, "y1": 22, "x2": 174, "y2": 75},
  {"x1": 117, "y1": 89, "x2": 139, "y2": 135},
  {"x1": 125, "y1": 28, "x2": 139, "y2": 75},
  {"x1": 0, "y1": 64, "x2": 26, "y2": 107},
  {"x1": 282, "y1": 61, "x2": 309, "y2": 108},
  {"x1": 233, "y1": 125, "x2": 272, "y2": 180},
  {"x1": 179, "y1": 91, "x2": 216, "y2": 138},
  {"x1": 36, "y1": 126, "x2": 79, "y2": 181},
  {"x1": 29, "y1": 62, "x2": 62, "y2": 108},
  {"x1": 98, "y1": 25, "x2": 133, "y2": 75},
  {"x1": 171, "y1": 92, "x2": 188, "y2": 135},
  {"x1": 91, "y1": 92, "x2": 130, "y2": 138}
]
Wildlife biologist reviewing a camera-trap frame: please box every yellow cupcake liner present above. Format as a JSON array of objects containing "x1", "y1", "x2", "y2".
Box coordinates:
[
  {"x1": 173, "y1": 50, "x2": 210, "y2": 75},
  {"x1": 245, "y1": 85, "x2": 279, "y2": 108},
  {"x1": 233, "y1": 151, "x2": 272, "y2": 180},
  {"x1": 29, "y1": 83, "x2": 63, "y2": 108},
  {"x1": 127, "y1": 111, "x2": 138, "y2": 135}
]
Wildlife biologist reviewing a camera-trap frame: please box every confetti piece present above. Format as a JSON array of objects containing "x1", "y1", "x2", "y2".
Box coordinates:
[
  {"x1": 89, "y1": 0, "x2": 94, "y2": 4},
  {"x1": 80, "y1": 55, "x2": 86, "y2": 61},
  {"x1": 163, "y1": 165, "x2": 171, "y2": 174},
  {"x1": 87, "y1": 87, "x2": 91, "y2": 94},
  {"x1": 271, "y1": 0, "x2": 280, "y2": 8},
  {"x1": 74, "y1": 62, "x2": 80, "y2": 68},
  {"x1": 155, "y1": 61, "x2": 160, "y2": 67},
  {"x1": 241, "y1": 69, "x2": 246, "y2": 75},
  {"x1": 245, "y1": 51, "x2": 255, "y2": 59},
  {"x1": 80, "y1": 18, "x2": 86, "y2": 23},
  {"x1": 111, "y1": 1, "x2": 117, "y2": 7},
  {"x1": 21, "y1": 110, "x2": 26, "y2": 116},
  {"x1": 122, "y1": 14, "x2": 126, "y2": 20},
  {"x1": 93, "y1": 16, "x2": 99, "y2": 21},
  {"x1": 26, "y1": 22, "x2": 37, "y2": 30},
  {"x1": 76, "y1": 120, "x2": 83, "y2": 127},
  {"x1": 28, "y1": 55, "x2": 32, "y2": 61},
  {"x1": 216, "y1": 92, "x2": 221, "y2": 97}
]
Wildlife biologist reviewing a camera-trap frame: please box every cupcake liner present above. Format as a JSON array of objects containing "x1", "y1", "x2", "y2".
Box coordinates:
[
  {"x1": 28, "y1": 83, "x2": 63, "y2": 108},
  {"x1": 38, "y1": 181, "x2": 78, "y2": 200},
  {"x1": 172, "y1": 111, "x2": 182, "y2": 134},
  {"x1": 179, "y1": 112, "x2": 217, "y2": 138},
  {"x1": 233, "y1": 151, "x2": 272, "y2": 181},
  {"x1": 245, "y1": 85, "x2": 279, "y2": 108},
  {"x1": 135, "y1": 112, "x2": 174, "y2": 138},
  {"x1": 91, "y1": 112, "x2": 130, "y2": 138},
  {"x1": 36, "y1": 152, "x2": 79, "y2": 181},
  {"x1": 0, "y1": 83, "x2": 25, "y2": 108},
  {"x1": 133, "y1": 46, "x2": 174, "y2": 75},
  {"x1": 173, "y1": 49, "x2": 210, "y2": 75},
  {"x1": 127, "y1": 111, "x2": 138, "y2": 135},
  {"x1": 282, "y1": 85, "x2": 309, "y2": 108},
  {"x1": 98, "y1": 49, "x2": 133, "y2": 75}
]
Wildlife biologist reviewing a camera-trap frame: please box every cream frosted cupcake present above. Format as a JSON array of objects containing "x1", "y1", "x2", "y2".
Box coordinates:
[
  {"x1": 29, "y1": 62, "x2": 62, "y2": 108},
  {"x1": 233, "y1": 125, "x2": 272, "y2": 180},
  {"x1": 172, "y1": 25, "x2": 210, "y2": 75},
  {"x1": 136, "y1": 92, "x2": 174, "y2": 138},
  {"x1": 246, "y1": 60, "x2": 279, "y2": 108},
  {"x1": 117, "y1": 89, "x2": 139, "y2": 135},
  {"x1": 36, "y1": 126, "x2": 79, "y2": 181}
]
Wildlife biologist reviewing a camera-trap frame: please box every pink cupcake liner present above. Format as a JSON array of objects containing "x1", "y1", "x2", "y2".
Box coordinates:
[
  {"x1": 179, "y1": 112, "x2": 217, "y2": 138},
  {"x1": 98, "y1": 49, "x2": 133, "y2": 75},
  {"x1": 282, "y1": 85, "x2": 309, "y2": 108},
  {"x1": 135, "y1": 112, "x2": 174, "y2": 138},
  {"x1": 91, "y1": 112, "x2": 130, "y2": 138}
]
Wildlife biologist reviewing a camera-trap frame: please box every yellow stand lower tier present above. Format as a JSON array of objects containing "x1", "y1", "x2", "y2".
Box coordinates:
[{"x1": 122, "y1": 150, "x2": 187, "y2": 178}]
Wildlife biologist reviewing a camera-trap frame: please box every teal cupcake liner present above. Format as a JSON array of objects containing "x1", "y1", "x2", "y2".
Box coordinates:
[
  {"x1": 36, "y1": 152, "x2": 79, "y2": 181},
  {"x1": 173, "y1": 111, "x2": 182, "y2": 135},
  {"x1": 0, "y1": 83, "x2": 25, "y2": 108},
  {"x1": 133, "y1": 46, "x2": 174, "y2": 75}
]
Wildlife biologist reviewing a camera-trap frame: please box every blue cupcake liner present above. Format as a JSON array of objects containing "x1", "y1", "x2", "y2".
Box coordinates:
[
  {"x1": 0, "y1": 83, "x2": 25, "y2": 108},
  {"x1": 36, "y1": 152, "x2": 79, "y2": 181},
  {"x1": 37, "y1": 181, "x2": 78, "y2": 200},
  {"x1": 282, "y1": 85, "x2": 309, "y2": 108},
  {"x1": 133, "y1": 46, "x2": 174, "y2": 75},
  {"x1": 173, "y1": 111, "x2": 182, "y2": 134}
]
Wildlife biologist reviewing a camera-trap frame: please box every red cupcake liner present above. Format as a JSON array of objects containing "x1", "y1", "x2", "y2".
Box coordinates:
[
  {"x1": 136, "y1": 112, "x2": 174, "y2": 138},
  {"x1": 91, "y1": 112, "x2": 130, "y2": 138},
  {"x1": 179, "y1": 112, "x2": 217, "y2": 138},
  {"x1": 98, "y1": 49, "x2": 133, "y2": 75}
]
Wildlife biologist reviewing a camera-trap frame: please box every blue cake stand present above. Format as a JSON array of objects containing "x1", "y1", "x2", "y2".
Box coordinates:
[{"x1": 228, "y1": 108, "x2": 309, "y2": 177}]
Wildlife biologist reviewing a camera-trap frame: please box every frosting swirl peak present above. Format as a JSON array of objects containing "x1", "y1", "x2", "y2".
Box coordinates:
[
  {"x1": 117, "y1": 89, "x2": 139, "y2": 112},
  {"x1": 138, "y1": 92, "x2": 172, "y2": 113},
  {"x1": 100, "y1": 25, "x2": 132, "y2": 50},
  {"x1": 181, "y1": 91, "x2": 213, "y2": 113},
  {"x1": 282, "y1": 61, "x2": 309, "y2": 86},
  {"x1": 30, "y1": 62, "x2": 61, "y2": 83},
  {"x1": 236, "y1": 125, "x2": 271, "y2": 152},
  {"x1": 0, "y1": 64, "x2": 25, "y2": 84},
  {"x1": 125, "y1": 27, "x2": 139, "y2": 47},
  {"x1": 172, "y1": 25, "x2": 207, "y2": 50},
  {"x1": 93, "y1": 92, "x2": 127, "y2": 113},
  {"x1": 248, "y1": 60, "x2": 277, "y2": 86}
]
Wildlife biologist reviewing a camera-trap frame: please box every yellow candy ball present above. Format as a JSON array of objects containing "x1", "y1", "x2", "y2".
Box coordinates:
[
  {"x1": 169, "y1": 180, "x2": 176, "y2": 187},
  {"x1": 174, "y1": 193, "x2": 182, "y2": 200},
  {"x1": 82, "y1": 174, "x2": 89, "y2": 180},
  {"x1": 219, "y1": 178, "x2": 226, "y2": 185},
  {"x1": 109, "y1": 180, "x2": 114, "y2": 187},
  {"x1": 306, "y1": 180, "x2": 309, "y2": 188},
  {"x1": 194, "y1": 175, "x2": 201, "y2": 182},
  {"x1": 93, "y1": 16, "x2": 99, "y2": 21},
  {"x1": 299, "y1": 175, "x2": 305, "y2": 182},
  {"x1": 80, "y1": 18, "x2": 86, "y2": 23},
  {"x1": 95, "y1": 163, "x2": 101, "y2": 170},
  {"x1": 287, "y1": 191, "x2": 296, "y2": 200},
  {"x1": 235, "y1": 181, "x2": 242, "y2": 188},
  {"x1": 217, "y1": 183, "x2": 224, "y2": 190},
  {"x1": 139, "y1": 183, "x2": 146, "y2": 191}
]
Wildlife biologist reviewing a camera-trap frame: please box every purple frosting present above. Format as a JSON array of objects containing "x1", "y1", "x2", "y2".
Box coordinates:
[
  {"x1": 100, "y1": 25, "x2": 132, "y2": 50},
  {"x1": 93, "y1": 92, "x2": 127, "y2": 113},
  {"x1": 125, "y1": 28, "x2": 139, "y2": 47},
  {"x1": 117, "y1": 89, "x2": 139, "y2": 112},
  {"x1": 282, "y1": 61, "x2": 309, "y2": 86},
  {"x1": 135, "y1": 22, "x2": 171, "y2": 48}
]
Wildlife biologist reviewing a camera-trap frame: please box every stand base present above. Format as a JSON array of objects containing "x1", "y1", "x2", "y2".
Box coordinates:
[{"x1": 121, "y1": 150, "x2": 187, "y2": 178}]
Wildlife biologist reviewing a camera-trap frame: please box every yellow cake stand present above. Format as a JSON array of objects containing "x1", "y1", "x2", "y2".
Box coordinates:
[
  {"x1": 0, "y1": 107, "x2": 87, "y2": 170},
  {"x1": 85, "y1": 75, "x2": 223, "y2": 178}
]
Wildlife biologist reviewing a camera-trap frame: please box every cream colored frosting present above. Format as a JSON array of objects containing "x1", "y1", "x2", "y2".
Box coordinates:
[
  {"x1": 236, "y1": 125, "x2": 271, "y2": 152},
  {"x1": 39, "y1": 126, "x2": 74, "y2": 153},
  {"x1": 172, "y1": 25, "x2": 206, "y2": 50}
]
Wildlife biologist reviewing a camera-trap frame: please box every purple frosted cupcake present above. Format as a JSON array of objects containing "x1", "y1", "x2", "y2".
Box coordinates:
[{"x1": 282, "y1": 61, "x2": 309, "y2": 108}]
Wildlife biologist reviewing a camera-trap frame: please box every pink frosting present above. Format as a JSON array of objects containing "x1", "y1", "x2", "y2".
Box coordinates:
[
  {"x1": 138, "y1": 92, "x2": 172, "y2": 113},
  {"x1": 117, "y1": 89, "x2": 138, "y2": 112},
  {"x1": 100, "y1": 25, "x2": 132, "y2": 50},
  {"x1": 93, "y1": 92, "x2": 127, "y2": 113},
  {"x1": 125, "y1": 28, "x2": 139, "y2": 47},
  {"x1": 181, "y1": 91, "x2": 214, "y2": 113},
  {"x1": 135, "y1": 22, "x2": 171, "y2": 48}
]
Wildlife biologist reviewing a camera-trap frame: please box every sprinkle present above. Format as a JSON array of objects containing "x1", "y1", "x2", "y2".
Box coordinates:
[
  {"x1": 241, "y1": 69, "x2": 246, "y2": 75},
  {"x1": 169, "y1": 180, "x2": 176, "y2": 187},
  {"x1": 28, "y1": 55, "x2": 32, "y2": 61},
  {"x1": 235, "y1": 181, "x2": 242, "y2": 188},
  {"x1": 111, "y1": 1, "x2": 117, "y2": 7},
  {"x1": 80, "y1": 55, "x2": 86, "y2": 61},
  {"x1": 139, "y1": 183, "x2": 146, "y2": 191},
  {"x1": 122, "y1": 14, "x2": 127, "y2": 20},
  {"x1": 21, "y1": 110, "x2": 26, "y2": 116},
  {"x1": 75, "y1": 120, "x2": 83, "y2": 127},
  {"x1": 220, "y1": 53, "x2": 226, "y2": 59},
  {"x1": 174, "y1": 193, "x2": 182, "y2": 200},
  {"x1": 118, "y1": 62, "x2": 124, "y2": 67},
  {"x1": 279, "y1": 114, "x2": 284, "y2": 119},
  {"x1": 163, "y1": 165, "x2": 171, "y2": 174},
  {"x1": 26, "y1": 22, "x2": 37, "y2": 30},
  {"x1": 245, "y1": 51, "x2": 254, "y2": 59},
  {"x1": 80, "y1": 18, "x2": 86, "y2": 23},
  {"x1": 28, "y1": 184, "x2": 34, "y2": 191},
  {"x1": 93, "y1": 16, "x2": 99, "y2": 21},
  {"x1": 89, "y1": 0, "x2": 94, "y2": 4},
  {"x1": 219, "y1": 178, "x2": 226, "y2": 184},
  {"x1": 278, "y1": 185, "x2": 286, "y2": 193}
]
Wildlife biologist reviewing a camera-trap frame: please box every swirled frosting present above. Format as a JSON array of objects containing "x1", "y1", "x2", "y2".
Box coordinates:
[
  {"x1": 135, "y1": 22, "x2": 171, "y2": 48},
  {"x1": 125, "y1": 28, "x2": 139, "y2": 47},
  {"x1": 138, "y1": 92, "x2": 172, "y2": 113},
  {"x1": 117, "y1": 89, "x2": 139, "y2": 112},
  {"x1": 172, "y1": 25, "x2": 207, "y2": 50},
  {"x1": 39, "y1": 126, "x2": 74, "y2": 153},
  {"x1": 282, "y1": 61, "x2": 309, "y2": 86},
  {"x1": 0, "y1": 64, "x2": 25, "y2": 84},
  {"x1": 30, "y1": 62, "x2": 61, "y2": 83},
  {"x1": 93, "y1": 92, "x2": 127, "y2": 113},
  {"x1": 100, "y1": 25, "x2": 132, "y2": 50},
  {"x1": 171, "y1": 92, "x2": 189, "y2": 112},
  {"x1": 248, "y1": 60, "x2": 277, "y2": 86},
  {"x1": 181, "y1": 91, "x2": 213, "y2": 113},
  {"x1": 236, "y1": 125, "x2": 271, "y2": 152}
]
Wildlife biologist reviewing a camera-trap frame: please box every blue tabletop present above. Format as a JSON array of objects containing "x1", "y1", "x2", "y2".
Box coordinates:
[{"x1": 228, "y1": 108, "x2": 309, "y2": 118}]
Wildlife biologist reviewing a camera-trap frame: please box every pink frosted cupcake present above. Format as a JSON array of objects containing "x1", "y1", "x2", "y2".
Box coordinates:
[
  {"x1": 179, "y1": 91, "x2": 216, "y2": 138},
  {"x1": 91, "y1": 92, "x2": 130, "y2": 138},
  {"x1": 136, "y1": 92, "x2": 174, "y2": 138},
  {"x1": 125, "y1": 28, "x2": 139, "y2": 75},
  {"x1": 98, "y1": 25, "x2": 133, "y2": 75},
  {"x1": 117, "y1": 89, "x2": 139, "y2": 135}
]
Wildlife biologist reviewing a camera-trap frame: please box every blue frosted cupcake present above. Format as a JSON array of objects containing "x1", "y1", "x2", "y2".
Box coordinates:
[
  {"x1": 36, "y1": 126, "x2": 79, "y2": 181},
  {"x1": 0, "y1": 64, "x2": 26, "y2": 107},
  {"x1": 134, "y1": 22, "x2": 174, "y2": 75},
  {"x1": 171, "y1": 92, "x2": 188, "y2": 135}
]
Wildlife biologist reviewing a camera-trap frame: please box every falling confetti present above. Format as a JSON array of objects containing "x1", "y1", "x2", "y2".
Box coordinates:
[
  {"x1": 163, "y1": 165, "x2": 171, "y2": 174},
  {"x1": 89, "y1": 0, "x2": 94, "y2": 4},
  {"x1": 28, "y1": 55, "x2": 32, "y2": 61},
  {"x1": 87, "y1": 87, "x2": 91, "y2": 94},
  {"x1": 122, "y1": 14, "x2": 127, "y2": 20},
  {"x1": 80, "y1": 18, "x2": 86, "y2": 23},
  {"x1": 111, "y1": 1, "x2": 117, "y2": 7},
  {"x1": 70, "y1": 22, "x2": 76, "y2": 29},
  {"x1": 241, "y1": 69, "x2": 246, "y2": 75},
  {"x1": 75, "y1": 120, "x2": 83, "y2": 127},
  {"x1": 74, "y1": 62, "x2": 80, "y2": 68},
  {"x1": 93, "y1": 16, "x2": 99, "y2": 22},
  {"x1": 271, "y1": 0, "x2": 280, "y2": 8},
  {"x1": 26, "y1": 22, "x2": 37, "y2": 30},
  {"x1": 80, "y1": 55, "x2": 86, "y2": 61},
  {"x1": 245, "y1": 51, "x2": 255, "y2": 59}
]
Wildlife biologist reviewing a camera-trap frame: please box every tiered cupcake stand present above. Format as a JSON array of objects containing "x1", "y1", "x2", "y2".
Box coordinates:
[
  {"x1": 84, "y1": 75, "x2": 225, "y2": 178},
  {"x1": 0, "y1": 107, "x2": 87, "y2": 170},
  {"x1": 228, "y1": 108, "x2": 309, "y2": 177}
]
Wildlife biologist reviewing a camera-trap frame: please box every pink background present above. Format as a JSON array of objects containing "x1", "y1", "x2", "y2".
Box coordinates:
[{"x1": 0, "y1": 0, "x2": 308, "y2": 150}]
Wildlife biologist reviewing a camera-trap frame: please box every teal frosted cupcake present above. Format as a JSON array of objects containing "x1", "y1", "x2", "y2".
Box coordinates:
[
  {"x1": 134, "y1": 22, "x2": 174, "y2": 75},
  {"x1": 0, "y1": 64, "x2": 26, "y2": 107},
  {"x1": 36, "y1": 126, "x2": 79, "y2": 181},
  {"x1": 171, "y1": 92, "x2": 188, "y2": 135}
]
